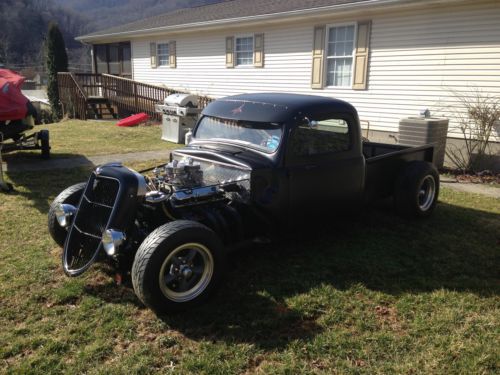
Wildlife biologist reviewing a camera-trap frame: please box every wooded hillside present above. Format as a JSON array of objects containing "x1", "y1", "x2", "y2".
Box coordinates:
[
  {"x1": 0, "y1": 0, "x2": 224, "y2": 71},
  {"x1": 0, "y1": 0, "x2": 89, "y2": 69},
  {"x1": 53, "y1": 0, "x2": 225, "y2": 32}
]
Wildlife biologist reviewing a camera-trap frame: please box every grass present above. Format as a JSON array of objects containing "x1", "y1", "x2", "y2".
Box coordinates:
[
  {"x1": 2, "y1": 119, "x2": 176, "y2": 161},
  {"x1": 0, "y1": 164, "x2": 499, "y2": 374}
]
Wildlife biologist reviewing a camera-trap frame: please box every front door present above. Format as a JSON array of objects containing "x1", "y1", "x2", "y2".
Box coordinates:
[{"x1": 285, "y1": 116, "x2": 364, "y2": 218}]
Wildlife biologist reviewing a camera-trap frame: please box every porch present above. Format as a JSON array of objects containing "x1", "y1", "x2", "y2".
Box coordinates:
[{"x1": 57, "y1": 73, "x2": 212, "y2": 121}]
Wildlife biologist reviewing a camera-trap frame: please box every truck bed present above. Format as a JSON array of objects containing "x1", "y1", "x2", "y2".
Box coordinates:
[{"x1": 363, "y1": 141, "x2": 434, "y2": 202}]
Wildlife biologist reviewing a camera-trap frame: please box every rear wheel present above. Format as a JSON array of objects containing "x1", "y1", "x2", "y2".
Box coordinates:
[
  {"x1": 48, "y1": 182, "x2": 86, "y2": 247},
  {"x1": 132, "y1": 220, "x2": 225, "y2": 313},
  {"x1": 394, "y1": 161, "x2": 439, "y2": 218}
]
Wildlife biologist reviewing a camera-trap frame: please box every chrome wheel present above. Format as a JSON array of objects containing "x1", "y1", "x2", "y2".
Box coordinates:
[
  {"x1": 418, "y1": 175, "x2": 436, "y2": 211},
  {"x1": 158, "y1": 243, "x2": 214, "y2": 303}
]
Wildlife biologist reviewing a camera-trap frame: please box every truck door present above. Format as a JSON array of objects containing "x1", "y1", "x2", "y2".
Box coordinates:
[{"x1": 285, "y1": 116, "x2": 365, "y2": 216}]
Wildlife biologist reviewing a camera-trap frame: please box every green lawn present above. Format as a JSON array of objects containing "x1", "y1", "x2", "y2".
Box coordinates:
[
  {"x1": 2, "y1": 120, "x2": 176, "y2": 161},
  {"x1": 0, "y1": 165, "x2": 499, "y2": 374}
]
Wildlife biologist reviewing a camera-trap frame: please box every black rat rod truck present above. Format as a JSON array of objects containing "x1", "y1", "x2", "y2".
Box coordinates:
[{"x1": 48, "y1": 93, "x2": 439, "y2": 313}]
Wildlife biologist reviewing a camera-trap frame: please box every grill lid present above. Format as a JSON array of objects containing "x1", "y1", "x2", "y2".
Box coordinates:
[{"x1": 164, "y1": 93, "x2": 198, "y2": 107}]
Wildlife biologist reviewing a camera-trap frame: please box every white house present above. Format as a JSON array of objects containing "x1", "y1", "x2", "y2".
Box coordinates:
[{"x1": 77, "y1": 0, "x2": 500, "y2": 149}]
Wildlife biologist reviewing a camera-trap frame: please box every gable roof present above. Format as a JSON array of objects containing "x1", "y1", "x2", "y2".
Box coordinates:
[{"x1": 77, "y1": 0, "x2": 409, "y2": 42}]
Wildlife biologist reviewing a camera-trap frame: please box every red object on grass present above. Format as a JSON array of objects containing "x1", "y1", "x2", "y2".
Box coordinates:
[
  {"x1": 0, "y1": 69, "x2": 29, "y2": 121},
  {"x1": 116, "y1": 112, "x2": 149, "y2": 127}
]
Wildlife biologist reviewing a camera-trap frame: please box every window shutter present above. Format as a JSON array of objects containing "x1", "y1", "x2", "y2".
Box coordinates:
[
  {"x1": 226, "y1": 36, "x2": 234, "y2": 68},
  {"x1": 254, "y1": 33, "x2": 264, "y2": 68},
  {"x1": 150, "y1": 42, "x2": 157, "y2": 69},
  {"x1": 311, "y1": 25, "x2": 326, "y2": 89},
  {"x1": 352, "y1": 21, "x2": 371, "y2": 90},
  {"x1": 169, "y1": 41, "x2": 176, "y2": 68}
]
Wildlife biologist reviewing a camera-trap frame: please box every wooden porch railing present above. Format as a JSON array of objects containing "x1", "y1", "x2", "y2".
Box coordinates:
[
  {"x1": 57, "y1": 72, "x2": 213, "y2": 121},
  {"x1": 74, "y1": 73, "x2": 103, "y2": 98},
  {"x1": 58, "y1": 72, "x2": 88, "y2": 120},
  {"x1": 101, "y1": 74, "x2": 175, "y2": 120}
]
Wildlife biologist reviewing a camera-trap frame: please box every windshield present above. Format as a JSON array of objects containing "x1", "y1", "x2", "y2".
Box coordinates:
[{"x1": 194, "y1": 116, "x2": 283, "y2": 153}]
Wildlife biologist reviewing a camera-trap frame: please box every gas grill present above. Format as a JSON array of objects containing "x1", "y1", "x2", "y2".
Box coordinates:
[{"x1": 155, "y1": 93, "x2": 201, "y2": 143}]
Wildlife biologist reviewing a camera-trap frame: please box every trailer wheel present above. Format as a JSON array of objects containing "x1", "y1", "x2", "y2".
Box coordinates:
[
  {"x1": 48, "y1": 182, "x2": 86, "y2": 247},
  {"x1": 132, "y1": 220, "x2": 225, "y2": 313},
  {"x1": 394, "y1": 161, "x2": 439, "y2": 218},
  {"x1": 39, "y1": 130, "x2": 50, "y2": 159},
  {"x1": 1, "y1": 182, "x2": 13, "y2": 193}
]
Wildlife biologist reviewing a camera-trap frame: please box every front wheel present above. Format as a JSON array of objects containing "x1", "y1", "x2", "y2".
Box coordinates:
[
  {"x1": 132, "y1": 220, "x2": 225, "y2": 313},
  {"x1": 394, "y1": 161, "x2": 439, "y2": 218}
]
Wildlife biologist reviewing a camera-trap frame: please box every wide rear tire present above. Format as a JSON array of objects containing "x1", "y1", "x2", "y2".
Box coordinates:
[
  {"x1": 48, "y1": 182, "x2": 86, "y2": 247},
  {"x1": 132, "y1": 220, "x2": 225, "y2": 314},
  {"x1": 394, "y1": 161, "x2": 439, "y2": 218}
]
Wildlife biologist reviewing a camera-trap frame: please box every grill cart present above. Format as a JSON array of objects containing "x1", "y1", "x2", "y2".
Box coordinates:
[
  {"x1": 155, "y1": 93, "x2": 200, "y2": 143},
  {"x1": 0, "y1": 69, "x2": 50, "y2": 161}
]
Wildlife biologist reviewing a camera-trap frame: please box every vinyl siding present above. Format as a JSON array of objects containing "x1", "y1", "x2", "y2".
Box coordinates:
[{"x1": 131, "y1": 1, "x2": 500, "y2": 139}]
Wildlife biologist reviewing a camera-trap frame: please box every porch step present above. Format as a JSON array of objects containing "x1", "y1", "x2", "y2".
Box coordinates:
[{"x1": 86, "y1": 98, "x2": 117, "y2": 120}]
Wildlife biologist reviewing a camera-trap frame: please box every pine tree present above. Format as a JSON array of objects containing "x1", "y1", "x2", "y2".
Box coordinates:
[{"x1": 46, "y1": 22, "x2": 68, "y2": 121}]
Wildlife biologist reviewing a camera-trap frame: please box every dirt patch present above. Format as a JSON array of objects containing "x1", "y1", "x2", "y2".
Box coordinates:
[
  {"x1": 374, "y1": 305, "x2": 404, "y2": 334},
  {"x1": 441, "y1": 169, "x2": 500, "y2": 185}
]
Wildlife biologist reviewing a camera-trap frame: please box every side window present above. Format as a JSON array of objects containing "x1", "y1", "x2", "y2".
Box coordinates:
[
  {"x1": 289, "y1": 118, "x2": 350, "y2": 157},
  {"x1": 235, "y1": 36, "x2": 254, "y2": 66},
  {"x1": 157, "y1": 43, "x2": 170, "y2": 66},
  {"x1": 326, "y1": 25, "x2": 356, "y2": 87}
]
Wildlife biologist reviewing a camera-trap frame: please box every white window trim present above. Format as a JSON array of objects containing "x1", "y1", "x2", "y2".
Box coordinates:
[
  {"x1": 235, "y1": 34, "x2": 254, "y2": 68},
  {"x1": 157, "y1": 42, "x2": 170, "y2": 68},
  {"x1": 324, "y1": 22, "x2": 357, "y2": 89}
]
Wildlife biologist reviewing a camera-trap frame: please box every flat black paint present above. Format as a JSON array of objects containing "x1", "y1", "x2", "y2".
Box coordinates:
[{"x1": 189, "y1": 93, "x2": 433, "y2": 224}]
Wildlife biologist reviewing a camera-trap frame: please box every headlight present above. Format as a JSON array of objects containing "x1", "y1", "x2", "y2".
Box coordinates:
[
  {"x1": 55, "y1": 204, "x2": 77, "y2": 228},
  {"x1": 102, "y1": 229, "x2": 126, "y2": 256}
]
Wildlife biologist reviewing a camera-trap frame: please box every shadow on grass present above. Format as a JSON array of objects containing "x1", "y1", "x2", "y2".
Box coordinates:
[
  {"x1": 3, "y1": 165, "x2": 497, "y2": 350},
  {"x1": 2, "y1": 151, "x2": 80, "y2": 163},
  {"x1": 85, "y1": 200, "x2": 499, "y2": 350},
  {"x1": 4, "y1": 163, "x2": 94, "y2": 214}
]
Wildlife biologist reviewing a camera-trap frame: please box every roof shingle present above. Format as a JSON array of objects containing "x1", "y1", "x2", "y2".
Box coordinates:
[{"x1": 79, "y1": 0, "x2": 373, "y2": 39}]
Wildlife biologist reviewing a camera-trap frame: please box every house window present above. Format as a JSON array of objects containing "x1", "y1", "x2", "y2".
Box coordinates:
[
  {"x1": 95, "y1": 45, "x2": 108, "y2": 74},
  {"x1": 157, "y1": 43, "x2": 169, "y2": 66},
  {"x1": 235, "y1": 36, "x2": 253, "y2": 66},
  {"x1": 108, "y1": 44, "x2": 120, "y2": 75},
  {"x1": 326, "y1": 24, "x2": 356, "y2": 87},
  {"x1": 93, "y1": 42, "x2": 131, "y2": 77}
]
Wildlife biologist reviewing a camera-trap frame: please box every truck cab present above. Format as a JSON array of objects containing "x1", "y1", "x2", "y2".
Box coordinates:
[{"x1": 179, "y1": 94, "x2": 364, "y2": 220}]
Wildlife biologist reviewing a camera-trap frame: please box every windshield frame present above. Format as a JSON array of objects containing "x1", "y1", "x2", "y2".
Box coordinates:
[{"x1": 193, "y1": 115, "x2": 284, "y2": 154}]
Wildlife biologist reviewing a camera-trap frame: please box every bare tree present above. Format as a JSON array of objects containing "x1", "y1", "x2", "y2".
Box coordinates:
[{"x1": 446, "y1": 88, "x2": 500, "y2": 172}]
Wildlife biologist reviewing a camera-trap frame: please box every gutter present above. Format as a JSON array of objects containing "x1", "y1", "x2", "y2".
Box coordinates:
[{"x1": 76, "y1": 0, "x2": 426, "y2": 42}]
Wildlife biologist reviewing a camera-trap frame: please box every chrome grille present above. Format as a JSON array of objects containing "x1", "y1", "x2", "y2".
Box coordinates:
[
  {"x1": 74, "y1": 195, "x2": 113, "y2": 237},
  {"x1": 63, "y1": 174, "x2": 120, "y2": 276},
  {"x1": 86, "y1": 177, "x2": 120, "y2": 206}
]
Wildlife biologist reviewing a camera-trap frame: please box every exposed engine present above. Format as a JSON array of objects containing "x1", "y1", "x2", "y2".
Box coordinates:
[
  {"x1": 164, "y1": 158, "x2": 204, "y2": 188},
  {"x1": 131, "y1": 156, "x2": 252, "y2": 245},
  {"x1": 143, "y1": 156, "x2": 250, "y2": 209}
]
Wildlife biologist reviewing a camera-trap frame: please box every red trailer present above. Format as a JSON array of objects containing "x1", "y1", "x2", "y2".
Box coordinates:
[{"x1": 0, "y1": 69, "x2": 50, "y2": 192}]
